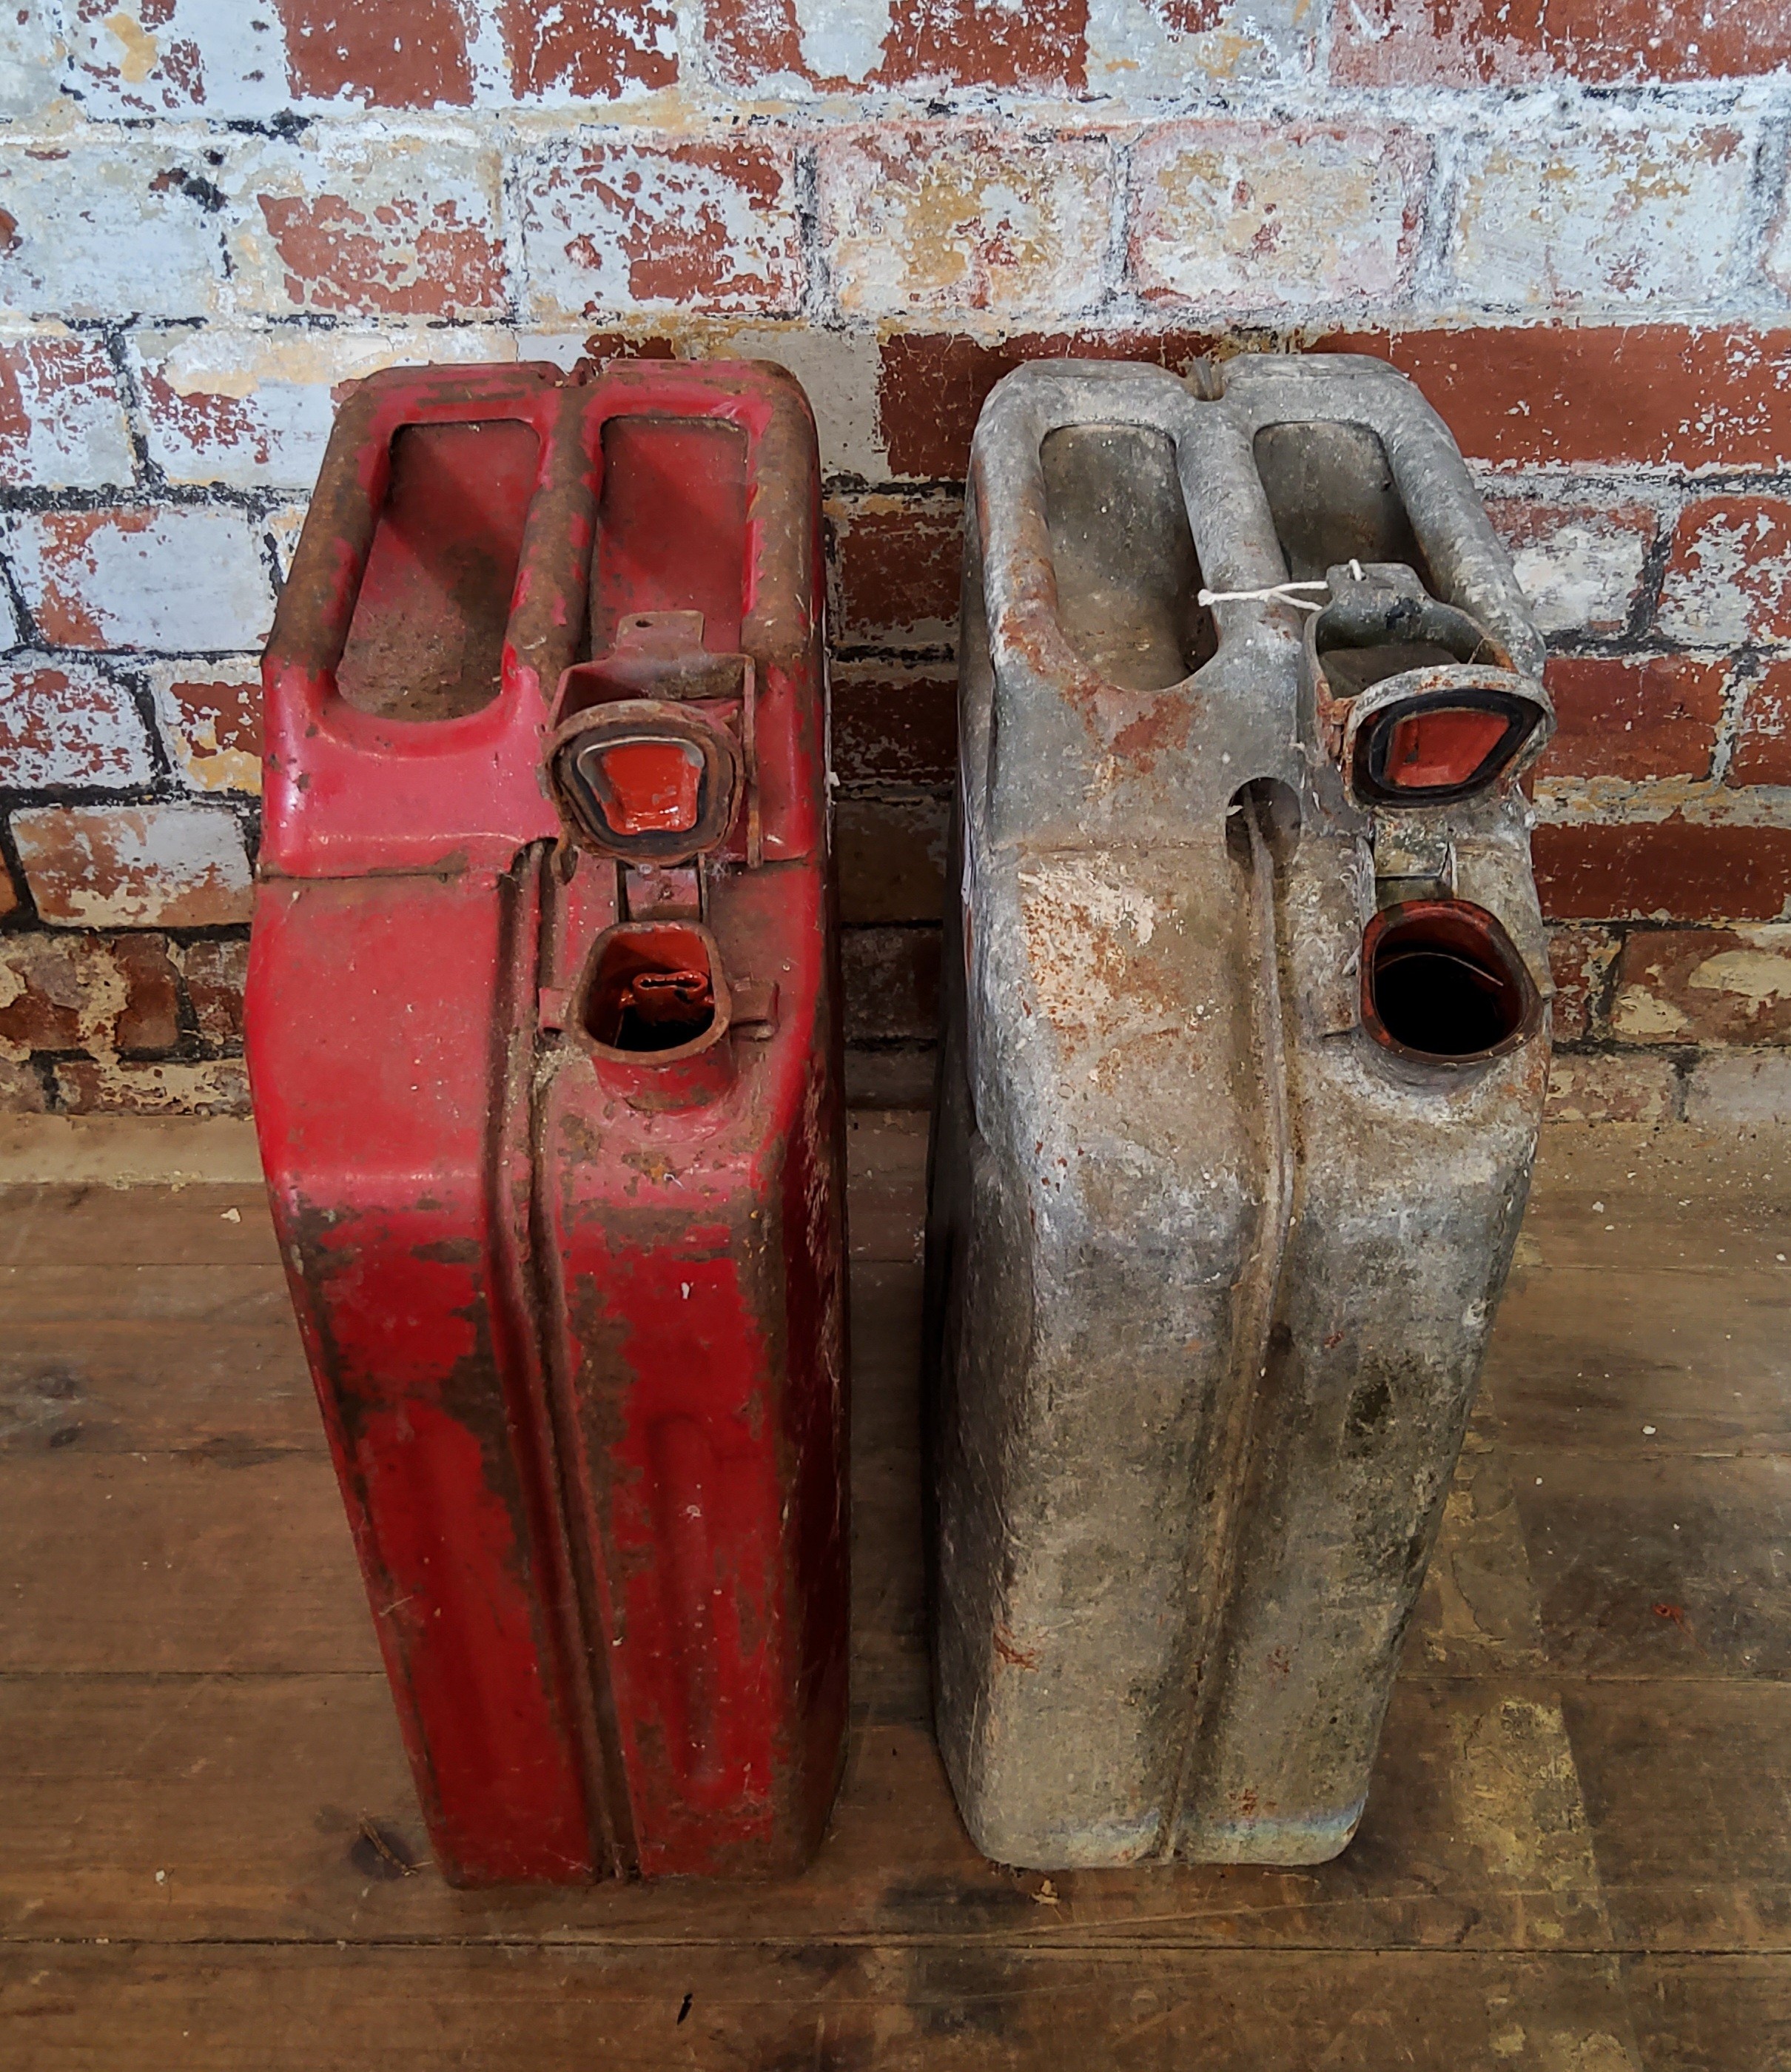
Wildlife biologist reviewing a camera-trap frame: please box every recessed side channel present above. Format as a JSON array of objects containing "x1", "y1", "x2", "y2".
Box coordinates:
[
  {"x1": 1253, "y1": 421, "x2": 1435, "y2": 592},
  {"x1": 337, "y1": 419, "x2": 542, "y2": 722},
  {"x1": 1041, "y1": 424, "x2": 1215, "y2": 691},
  {"x1": 1362, "y1": 901, "x2": 1540, "y2": 1065},
  {"x1": 592, "y1": 418, "x2": 749, "y2": 657}
]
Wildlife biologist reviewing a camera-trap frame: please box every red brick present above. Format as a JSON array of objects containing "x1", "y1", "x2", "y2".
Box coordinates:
[
  {"x1": 181, "y1": 936, "x2": 249, "y2": 1048},
  {"x1": 11, "y1": 804, "x2": 253, "y2": 930},
  {"x1": 837, "y1": 794, "x2": 949, "y2": 924},
  {"x1": 521, "y1": 138, "x2": 802, "y2": 321},
  {"x1": 1533, "y1": 822, "x2": 1791, "y2": 923},
  {"x1": 1657, "y1": 497, "x2": 1791, "y2": 648},
  {"x1": 1483, "y1": 500, "x2": 1656, "y2": 637},
  {"x1": 1129, "y1": 121, "x2": 1429, "y2": 311},
  {"x1": 819, "y1": 127, "x2": 1113, "y2": 323},
  {"x1": 1545, "y1": 924, "x2": 1620, "y2": 1044},
  {"x1": 501, "y1": 0, "x2": 678, "y2": 98},
  {"x1": 1334, "y1": 0, "x2": 1791, "y2": 87},
  {"x1": 1314, "y1": 326, "x2": 1791, "y2": 473},
  {"x1": 1730, "y1": 663, "x2": 1791, "y2": 788},
  {"x1": 1610, "y1": 926, "x2": 1791, "y2": 1047},
  {"x1": 0, "y1": 859, "x2": 19, "y2": 924},
  {"x1": 832, "y1": 663, "x2": 958, "y2": 785},
  {"x1": 53, "y1": 1055, "x2": 250, "y2": 1116},
  {"x1": 237, "y1": 135, "x2": 506, "y2": 318},
  {"x1": 707, "y1": 0, "x2": 1086, "y2": 92},
  {"x1": 842, "y1": 927, "x2": 942, "y2": 1044},
  {"x1": 877, "y1": 328, "x2": 1222, "y2": 480},
  {"x1": 833, "y1": 497, "x2": 963, "y2": 649},
  {"x1": 0, "y1": 660, "x2": 155, "y2": 789},
  {"x1": 1535, "y1": 655, "x2": 1727, "y2": 783},
  {"x1": 277, "y1": 0, "x2": 473, "y2": 106},
  {"x1": 7, "y1": 506, "x2": 274, "y2": 652},
  {"x1": 0, "y1": 932, "x2": 180, "y2": 1057},
  {"x1": 0, "y1": 332, "x2": 134, "y2": 490},
  {"x1": 152, "y1": 665, "x2": 263, "y2": 795}
]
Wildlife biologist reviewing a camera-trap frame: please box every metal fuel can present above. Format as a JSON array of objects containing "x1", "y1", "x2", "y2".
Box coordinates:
[
  {"x1": 248, "y1": 357, "x2": 847, "y2": 1884},
  {"x1": 926, "y1": 354, "x2": 1553, "y2": 1869}
]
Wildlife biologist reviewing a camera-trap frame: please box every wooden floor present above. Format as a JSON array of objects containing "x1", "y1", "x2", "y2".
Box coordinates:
[{"x1": 1, "y1": 1112, "x2": 1787, "y2": 2069}]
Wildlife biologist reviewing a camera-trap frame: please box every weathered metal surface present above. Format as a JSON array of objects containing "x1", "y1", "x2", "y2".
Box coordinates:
[
  {"x1": 925, "y1": 354, "x2": 1555, "y2": 1870},
  {"x1": 247, "y1": 359, "x2": 847, "y2": 1885}
]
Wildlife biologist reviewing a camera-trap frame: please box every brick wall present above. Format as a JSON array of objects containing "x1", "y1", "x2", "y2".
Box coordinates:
[{"x1": 2, "y1": 1, "x2": 1790, "y2": 1120}]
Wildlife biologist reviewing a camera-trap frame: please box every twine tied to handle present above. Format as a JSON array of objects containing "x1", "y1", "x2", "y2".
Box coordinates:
[{"x1": 1196, "y1": 561, "x2": 1366, "y2": 614}]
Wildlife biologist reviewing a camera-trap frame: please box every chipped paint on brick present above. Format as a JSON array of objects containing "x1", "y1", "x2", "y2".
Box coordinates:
[
  {"x1": 1448, "y1": 108, "x2": 1754, "y2": 312},
  {"x1": 1731, "y1": 662, "x2": 1791, "y2": 788},
  {"x1": 1129, "y1": 121, "x2": 1428, "y2": 311},
  {"x1": 819, "y1": 128, "x2": 1112, "y2": 322},
  {"x1": 1334, "y1": 0, "x2": 1791, "y2": 88},
  {"x1": 11, "y1": 802, "x2": 253, "y2": 928},
  {"x1": 0, "y1": 657, "x2": 155, "y2": 789},
  {"x1": 226, "y1": 130, "x2": 506, "y2": 318},
  {"x1": 709, "y1": 0, "x2": 1090, "y2": 95},
  {"x1": 131, "y1": 323, "x2": 518, "y2": 487},
  {"x1": 1483, "y1": 498, "x2": 1656, "y2": 637},
  {"x1": 1538, "y1": 654, "x2": 1727, "y2": 785},
  {"x1": 0, "y1": 1, "x2": 64, "y2": 121},
  {"x1": 5, "y1": 506, "x2": 275, "y2": 653},
  {"x1": 64, "y1": 0, "x2": 289, "y2": 118},
  {"x1": 1083, "y1": 0, "x2": 1314, "y2": 96},
  {"x1": 53, "y1": 1053, "x2": 250, "y2": 1114},
  {"x1": 0, "y1": 930, "x2": 178, "y2": 1063},
  {"x1": 1657, "y1": 497, "x2": 1791, "y2": 648},
  {"x1": 179, "y1": 936, "x2": 249, "y2": 1046},
  {"x1": 830, "y1": 491, "x2": 964, "y2": 648},
  {"x1": 265, "y1": 502, "x2": 309, "y2": 582},
  {"x1": 0, "y1": 328, "x2": 136, "y2": 491},
  {"x1": 149, "y1": 658, "x2": 263, "y2": 794},
  {"x1": 500, "y1": 0, "x2": 677, "y2": 102},
  {"x1": 1543, "y1": 1052, "x2": 1679, "y2": 1123},
  {"x1": 522, "y1": 136, "x2": 804, "y2": 321},
  {"x1": 278, "y1": 0, "x2": 474, "y2": 108},
  {"x1": 1613, "y1": 925, "x2": 1791, "y2": 1047}
]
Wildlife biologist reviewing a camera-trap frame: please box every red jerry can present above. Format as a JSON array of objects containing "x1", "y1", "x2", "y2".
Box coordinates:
[{"x1": 245, "y1": 358, "x2": 847, "y2": 1884}]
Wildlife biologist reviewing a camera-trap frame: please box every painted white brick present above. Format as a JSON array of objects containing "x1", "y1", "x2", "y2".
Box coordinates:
[
  {"x1": 0, "y1": 326, "x2": 138, "y2": 491},
  {"x1": 1684, "y1": 1050, "x2": 1791, "y2": 1126},
  {"x1": 0, "y1": 132, "x2": 234, "y2": 322},
  {"x1": 64, "y1": 0, "x2": 290, "y2": 120},
  {"x1": 1448, "y1": 107, "x2": 1755, "y2": 313},
  {"x1": 1083, "y1": 0, "x2": 1313, "y2": 97},
  {"x1": 0, "y1": 656, "x2": 156, "y2": 788},
  {"x1": 5, "y1": 506, "x2": 275, "y2": 653},
  {"x1": 221, "y1": 127, "x2": 508, "y2": 321},
  {"x1": 520, "y1": 134, "x2": 804, "y2": 322},
  {"x1": 130, "y1": 323, "x2": 520, "y2": 489},
  {"x1": 11, "y1": 800, "x2": 253, "y2": 927},
  {"x1": 818, "y1": 127, "x2": 1112, "y2": 323},
  {"x1": 0, "y1": 0, "x2": 63, "y2": 121},
  {"x1": 1129, "y1": 121, "x2": 1428, "y2": 312}
]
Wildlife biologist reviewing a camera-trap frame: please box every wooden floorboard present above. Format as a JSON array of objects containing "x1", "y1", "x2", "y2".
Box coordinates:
[{"x1": 0, "y1": 1112, "x2": 1785, "y2": 2068}]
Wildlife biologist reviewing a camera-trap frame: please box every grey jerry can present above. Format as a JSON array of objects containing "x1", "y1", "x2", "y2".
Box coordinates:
[{"x1": 924, "y1": 355, "x2": 1555, "y2": 1870}]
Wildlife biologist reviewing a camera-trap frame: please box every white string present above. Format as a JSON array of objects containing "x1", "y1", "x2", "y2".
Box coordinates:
[{"x1": 1196, "y1": 579, "x2": 1329, "y2": 614}]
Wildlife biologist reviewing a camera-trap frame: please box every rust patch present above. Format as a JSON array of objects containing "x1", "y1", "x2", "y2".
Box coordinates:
[{"x1": 993, "y1": 1625, "x2": 1039, "y2": 1669}]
